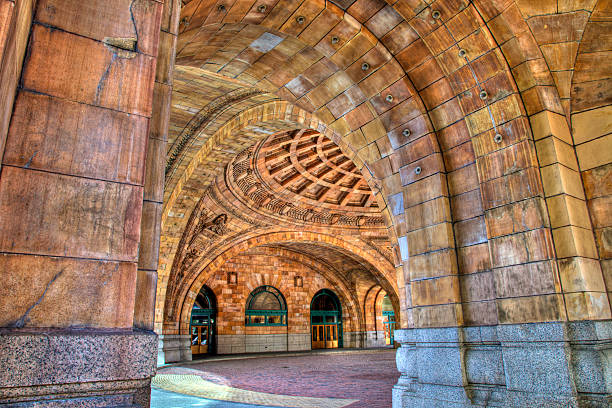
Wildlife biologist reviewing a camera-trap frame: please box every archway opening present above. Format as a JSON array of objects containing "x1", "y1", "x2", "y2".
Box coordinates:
[
  {"x1": 381, "y1": 295, "x2": 395, "y2": 346},
  {"x1": 189, "y1": 285, "x2": 216, "y2": 357},
  {"x1": 311, "y1": 289, "x2": 342, "y2": 349}
]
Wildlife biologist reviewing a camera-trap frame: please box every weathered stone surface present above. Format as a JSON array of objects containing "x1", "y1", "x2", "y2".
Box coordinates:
[
  {"x1": 0, "y1": 167, "x2": 143, "y2": 261},
  {"x1": 0, "y1": 329, "x2": 156, "y2": 406}
]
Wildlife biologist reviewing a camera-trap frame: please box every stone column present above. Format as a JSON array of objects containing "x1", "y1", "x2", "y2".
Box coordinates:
[
  {"x1": 0, "y1": 0, "x2": 163, "y2": 405},
  {"x1": 393, "y1": 321, "x2": 611, "y2": 407},
  {"x1": 158, "y1": 334, "x2": 192, "y2": 365}
]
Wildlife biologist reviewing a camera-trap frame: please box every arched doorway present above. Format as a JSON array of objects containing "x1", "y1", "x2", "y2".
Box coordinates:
[
  {"x1": 381, "y1": 295, "x2": 395, "y2": 346},
  {"x1": 311, "y1": 289, "x2": 342, "y2": 350},
  {"x1": 190, "y1": 285, "x2": 216, "y2": 357}
]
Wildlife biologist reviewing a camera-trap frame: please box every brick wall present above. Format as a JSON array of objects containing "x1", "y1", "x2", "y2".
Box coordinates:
[{"x1": 199, "y1": 246, "x2": 365, "y2": 352}]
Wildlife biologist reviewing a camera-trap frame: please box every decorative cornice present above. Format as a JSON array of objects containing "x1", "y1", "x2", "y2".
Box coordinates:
[{"x1": 165, "y1": 88, "x2": 267, "y2": 178}]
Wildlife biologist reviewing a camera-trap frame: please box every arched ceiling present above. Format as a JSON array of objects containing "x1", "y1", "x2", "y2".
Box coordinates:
[
  {"x1": 226, "y1": 128, "x2": 384, "y2": 227},
  {"x1": 256, "y1": 129, "x2": 378, "y2": 212},
  {"x1": 156, "y1": 0, "x2": 612, "y2": 333}
]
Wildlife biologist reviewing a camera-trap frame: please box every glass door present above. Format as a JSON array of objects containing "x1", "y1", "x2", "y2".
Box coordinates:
[
  {"x1": 199, "y1": 326, "x2": 209, "y2": 354},
  {"x1": 325, "y1": 324, "x2": 338, "y2": 348},
  {"x1": 312, "y1": 324, "x2": 325, "y2": 349},
  {"x1": 383, "y1": 310, "x2": 395, "y2": 346}
]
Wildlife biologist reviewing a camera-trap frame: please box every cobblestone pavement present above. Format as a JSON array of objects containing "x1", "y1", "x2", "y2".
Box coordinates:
[{"x1": 157, "y1": 349, "x2": 398, "y2": 408}]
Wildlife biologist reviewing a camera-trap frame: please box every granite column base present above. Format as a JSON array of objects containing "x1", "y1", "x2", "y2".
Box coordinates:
[
  {"x1": 0, "y1": 328, "x2": 158, "y2": 407},
  {"x1": 157, "y1": 334, "x2": 191, "y2": 365},
  {"x1": 393, "y1": 321, "x2": 611, "y2": 408}
]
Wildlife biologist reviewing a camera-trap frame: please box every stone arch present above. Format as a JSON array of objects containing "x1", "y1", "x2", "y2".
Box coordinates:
[
  {"x1": 156, "y1": 0, "x2": 612, "y2": 339},
  {"x1": 170, "y1": 230, "x2": 399, "y2": 335},
  {"x1": 156, "y1": 101, "x2": 401, "y2": 327},
  {"x1": 160, "y1": 0, "x2": 579, "y2": 331},
  {"x1": 363, "y1": 284, "x2": 382, "y2": 332}
]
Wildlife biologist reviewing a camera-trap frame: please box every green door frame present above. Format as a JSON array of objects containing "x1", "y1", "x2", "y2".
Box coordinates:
[{"x1": 310, "y1": 289, "x2": 343, "y2": 348}]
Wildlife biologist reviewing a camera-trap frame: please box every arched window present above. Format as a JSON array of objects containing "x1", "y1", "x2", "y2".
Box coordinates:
[{"x1": 245, "y1": 285, "x2": 287, "y2": 326}]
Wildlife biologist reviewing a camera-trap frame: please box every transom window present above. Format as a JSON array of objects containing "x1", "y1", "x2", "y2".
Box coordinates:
[{"x1": 245, "y1": 285, "x2": 287, "y2": 326}]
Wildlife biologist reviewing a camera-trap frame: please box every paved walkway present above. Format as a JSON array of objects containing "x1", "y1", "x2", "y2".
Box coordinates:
[
  {"x1": 152, "y1": 388, "x2": 276, "y2": 408},
  {"x1": 154, "y1": 349, "x2": 398, "y2": 408}
]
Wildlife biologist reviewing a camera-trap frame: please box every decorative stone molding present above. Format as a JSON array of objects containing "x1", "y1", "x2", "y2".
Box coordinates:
[{"x1": 227, "y1": 129, "x2": 385, "y2": 228}]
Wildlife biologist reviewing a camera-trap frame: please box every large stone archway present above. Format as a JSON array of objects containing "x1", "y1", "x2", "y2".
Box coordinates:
[{"x1": 0, "y1": 0, "x2": 610, "y2": 406}]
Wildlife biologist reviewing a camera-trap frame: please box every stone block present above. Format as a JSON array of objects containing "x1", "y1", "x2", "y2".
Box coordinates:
[
  {"x1": 393, "y1": 322, "x2": 612, "y2": 407},
  {"x1": 143, "y1": 137, "x2": 166, "y2": 203},
  {"x1": 565, "y1": 291, "x2": 612, "y2": 320},
  {"x1": 412, "y1": 303, "x2": 462, "y2": 328},
  {"x1": 411, "y1": 276, "x2": 460, "y2": 307},
  {"x1": 493, "y1": 260, "x2": 558, "y2": 298},
  {"x1": 481, "y1": 167, "x2": 543, "y2": 210},
  {"x1": 489, "y1": 228, "x2": 554, "y2": 268},
  {"x1": 540, "y1": 163, "x2": 585, "y2": 199},
  {"x1": 580, "y1": 163, "x2": 611, "y2": 200},
  {"x1": 497, "y1": 294, "x2": 564, "y2": 323},
  {"x1": 547, "y1": 194, "x2": 592, "y2": 229},
  {"x1": 572, "y1": 104, "x2": 612, "y2": 144},
  {"x1": 0, "y1": 254, "x2": 136, "y2": 329},
  {"x1": 35, "y1": 0, "x2": 163, "y2": 57},
  {"x1": 134, "y1": 269, "x2": 157, "y2": 330},
  {"x1": 529, "y1": 110, "x2": 572, "y2": 145},
  {"x1": 4, "y1": 91, "x2": 148, "y2": 185},
  {"x1": 0, "y1": 329, "x2": 156, "y2": 393},
  {"x1": 460, "y1": 271, "x2": 495, "y2": 302},
  {"x1": 403, "y1": 197, "x2": 451, "y2": 232},
  {"x1": 416, "y1": 345, "x2": 464, "y2": 386},
  {"x1": 22, "y1": 24, "x2": 156, "y2": 116},
  {"x1": 0, "y1": 166, "x2": 143, "y2": 261},
  {"x1": 552, "y1": 225, "x2": 599, "y2": 259},
  {"x1": 402, "y1": 173, "x2": 448, "y2": 207},
  {"x1": 485, "y1": 197, "x2": 548, "y2": 238},
  {"x1": 558, "y1": 257, "x2": 606, "y2": 293},
  {"x1": 138, "y1": 201, "x2": 162, "y2": 271},
  {"x1": 476, "y1": 140, "x2": 538, "y2": 183},
  {"x1": 465, "y1": 345, "x2": 506, "y2": 385},
  {"x1": 576, "y1": 134, "x2": 612, "y2": 171},
  {"x1": 447, "y1": 163, "x2": 479, "y2": 196},
  {"x1": 588, "y1": 195, "x2": 612, "y2": 229},
  {"x1": 462, "y1": 300, "x2": 498, "y2": 326},
  {"x1": 453, "y1": 216, "x2": 487, "y2": 247},
  {"x1": 535, "y1": 135, "x2": 579, "y2": 170},
  {"x1": 409, "y1": 248, "x2": 458, "y2": 280},
  {"x1": 159, "y1": 334, "x2": 191, "y2": 364},
  {"x1": 450, "y1": 189, "x2": 483, "y2": 221},
  {"x1": 457, "y1": 243, "x2": 491, "y2": 274},
  {"x1": 501, "y1": 342, "x2": 573, "y2": 394},
  {"x1": 406, "y1": 222, "x2": 454, "y2": 256}
]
